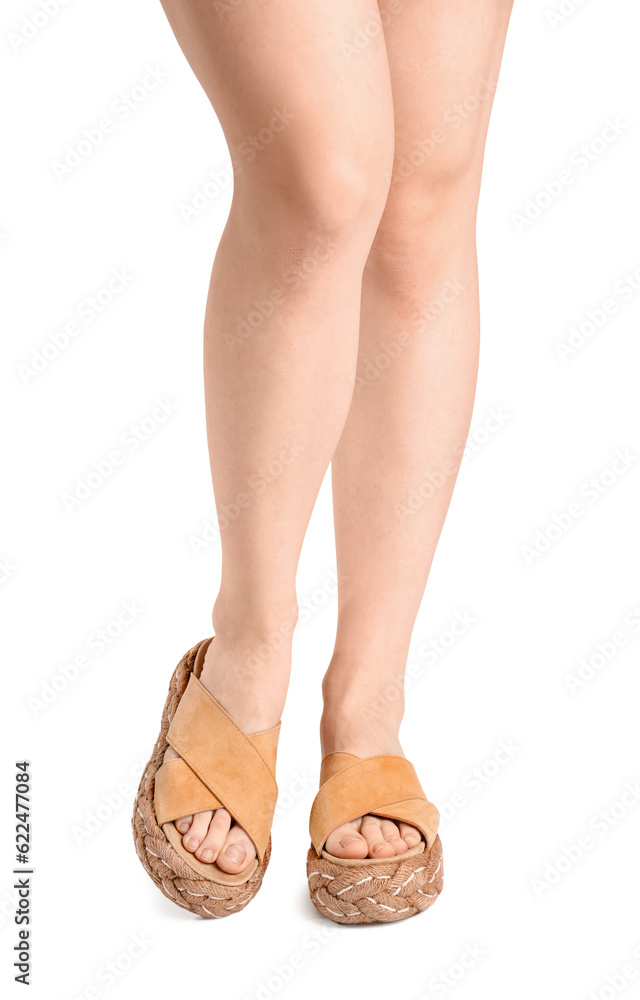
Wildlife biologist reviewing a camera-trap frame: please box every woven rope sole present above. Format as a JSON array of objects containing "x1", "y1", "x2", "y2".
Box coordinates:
[
  {"x1": 131, "y1": 640, "x2": 271, "y2": 918},
  {"x1": 306, "y1": 834, "x2": 443, "y2": 924}
]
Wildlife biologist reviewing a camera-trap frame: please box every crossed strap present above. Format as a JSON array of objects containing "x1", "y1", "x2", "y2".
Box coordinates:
[
  {"x1": 154, "y1": 674, "x2": 280, "y2": 862},
  {"x1": 309, "y1": 752, "x2": 440, "y2": 857}
]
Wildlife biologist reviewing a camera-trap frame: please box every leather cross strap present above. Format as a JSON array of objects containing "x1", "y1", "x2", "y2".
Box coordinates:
[
  {"x1": 154, "y1": 674, "x2": 279, "y2": 862},
  {"x1": 309, "y1": 753, "x2": 440, "y2": 857}
]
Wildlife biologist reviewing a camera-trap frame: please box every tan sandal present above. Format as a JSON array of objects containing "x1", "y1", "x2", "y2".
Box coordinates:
[
  {"x1": 306, "y1": 752, "x2": 443, "y2": 924},
  {"x1": 132, "y1": 637, "x2": 280, "y2": 918}
]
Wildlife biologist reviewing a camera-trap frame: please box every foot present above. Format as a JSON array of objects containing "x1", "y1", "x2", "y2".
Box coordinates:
[
  {"x1": 164, "y1": 634, "x2": 289, "y2": 874},
  {"x1": 319, "y1": 684, "x2": 422, "y2": 860}
]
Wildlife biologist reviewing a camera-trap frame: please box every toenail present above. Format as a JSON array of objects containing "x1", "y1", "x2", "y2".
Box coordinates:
[
  {"x1": 187, "y1": 838, "x2": 199, "y2": 850},
  {"x1": 177, "y1": 823, "x2": 189, "y2": 833},
  {"x1": 200, "y1": 850, "x2": 213, "y2": 861},
  {"x1": 224, "y1": 844, "x2": 245, "y2": 864},
  {"x1": 340, "y1": 837, "x2": 360, "y2": 849}
]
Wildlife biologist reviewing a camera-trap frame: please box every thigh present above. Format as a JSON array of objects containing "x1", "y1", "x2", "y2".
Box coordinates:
[
  {"x1": 158, "y1": 0, "x2": 395, "y2": 202},
  {"x1": 377, "y1": 0, "x2": 514, "y2": 198}
]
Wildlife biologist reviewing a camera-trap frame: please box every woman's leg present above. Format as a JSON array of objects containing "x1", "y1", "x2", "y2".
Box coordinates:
[
  {"x1": 157, "y1": 0, "x2": 394, "y2": 871},
  {"x1": 322, "y1": 0, "x2": 514, "y2": 859}
]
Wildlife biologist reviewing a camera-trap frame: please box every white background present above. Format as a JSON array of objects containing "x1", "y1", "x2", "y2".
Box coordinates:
[{"x1": 2, "y1": 0, "x2": 639, "y2": 998}]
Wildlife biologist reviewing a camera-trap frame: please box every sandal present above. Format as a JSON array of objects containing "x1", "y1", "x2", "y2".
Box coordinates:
[
  {"x1": 306, "y1": 752, "x2": 443, "y2": 924},
  {"x1": 132, "y1": 637, "x2": 280, "y2": 917}
]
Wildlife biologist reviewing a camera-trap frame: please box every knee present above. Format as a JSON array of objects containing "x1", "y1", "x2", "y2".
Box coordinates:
[
  {"x1": 234, "y1": 146, "x2": 393, "y2": 258},
  {"x1": 367, "y1": 139, "x2": 483, "y2": 286},
  {"x1": 366, "y1": 169, "x2": 478, "y2": 295},
  {"x1": 294, "y1": 154, "x2": 391, "y2": 241}
]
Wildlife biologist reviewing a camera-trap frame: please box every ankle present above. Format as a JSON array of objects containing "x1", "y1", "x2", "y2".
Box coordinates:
[
  {"x1": 211, "y1": 593, "x2": 298, "y2": 672},
  {"x1": 319, "y1": 704, "x2": 403, "y2": 759},
  {"x1": 320, "y1": 663, "x2": 405, "y2": 759},
  {"x1": 322, "y1": 654, "x2": 405, "y2": 725},
  {"x1": 200, "y1": 635, "x2": 290, "y2": 734}
]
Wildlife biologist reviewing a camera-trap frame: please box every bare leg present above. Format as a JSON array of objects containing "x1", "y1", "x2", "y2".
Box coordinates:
[
  {"x1": 322, "y1": 0, "x2": 514, "y2": 859},
  {"x1": 157, "y1": 0, "x2": 394, "y2": 871}
]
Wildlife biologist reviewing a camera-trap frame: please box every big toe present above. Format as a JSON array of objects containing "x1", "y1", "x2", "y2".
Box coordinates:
[
  {"x1": 325, "y1": 822, "x2": 369, "y2": 860},
  {"x1": 216, "y1": 826, "x2": 256, "y2": 875}
]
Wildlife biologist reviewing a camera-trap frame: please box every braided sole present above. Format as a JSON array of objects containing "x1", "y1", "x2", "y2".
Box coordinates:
[
  {"x1": 307, "y1": 834, "x2": 443, "y2": 925},
  {"x1": 131, "y1": 640, "x2": 271, "y2": 918}
]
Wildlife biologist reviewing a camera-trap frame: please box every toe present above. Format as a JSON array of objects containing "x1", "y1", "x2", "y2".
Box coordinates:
[
  {"x1": 216, "y1": 824, "x2": 256, "y2": 874},
  {"x1": 325, "y1": 821, "x2": 369, "y2": 860},
  {"x1": 379, "y1": 818, "x2": 410, "y2": 855},
  {"x1": 361, "y1": 815, "x2": 396, "y2": 858},
  {"x1": 194, "y1": 809, "x2": 232, "y2": 864},
  {"x1": 182, "y1": 810, "x2": 212, "y2": 853},
  {"x1": 175, "y1": 815, "x2": 193, "y2": 835},
  {"x1": 398, "y1": 822, "x2": 422, "y2": 849}
]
